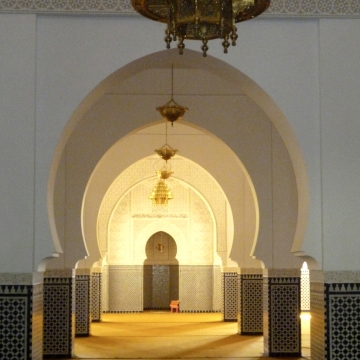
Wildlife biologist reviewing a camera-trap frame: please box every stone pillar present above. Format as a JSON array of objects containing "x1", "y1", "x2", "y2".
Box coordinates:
[
  {"x1": 238, "y1": 268, "x2": 263, "y2": 335},
  {"x1": 90, "y1": 268, "x2": 102, "y2": 322},
  {"x1": 263, "y1": 269, "x2": 301, "y2": 357},
  {"x1": 222, "y1": 268, "x2": 238, "y2": 322},
  {"x1": 43, "y1": 269, "x2": 75, "y2": 358},
  {"x1": 311, "y1": 270, "x2": 360, "y2": 360},
  {"x1": 75, "y1": 269, "x2": 91, "y2": 336},
  {"x1": 0, "y1": 272, "x2": 43, "y2": 360}
]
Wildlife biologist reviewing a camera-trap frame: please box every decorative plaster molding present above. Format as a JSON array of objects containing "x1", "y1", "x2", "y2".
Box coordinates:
[
  {"x1": 221, "y1": 267, "x2": 238, "y2": 273},
  {"x1": 108, "y1": 265, "x2": 142, "y2": 271},
  {"x1": 132, "y1": 213, "x2": 188, "y2": 218},
  {"x1": 263, "y1": 268, "x2": 300, "y2": 278},
  {"x1": 0, "y1": 272, "x2": 44, "y2": 285},
  {"x1": 238, "y1": 267, "x2": 263, "y2": 275},
  {"x1": 0, "y1": 0, "x2": 359, "y2": 17},
  {"x1": 75, "y1": 268, "x2": 91, "y2": 276},
  {"x1": 265, "y1": 0, "x2": 360, "y2": 18},
  {"x1": 44, "y1": 269, "x2": 75, "y2": 278},
  {"x1": 310, "y1": 270, "x2": 360, "y2": 284}
]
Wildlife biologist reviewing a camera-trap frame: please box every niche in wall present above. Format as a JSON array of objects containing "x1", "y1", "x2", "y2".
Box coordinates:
[{"x1": 144, "y1": 232, "x2": 179, "y2": 310}]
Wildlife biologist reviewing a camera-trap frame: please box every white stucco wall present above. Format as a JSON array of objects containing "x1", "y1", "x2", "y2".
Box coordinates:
[
  {"x1": 1, "y1": 14, "x2": 360, "y2": 272},
  {"x1": 0, "y1": 15, "x2": 38, "y2": 272}
]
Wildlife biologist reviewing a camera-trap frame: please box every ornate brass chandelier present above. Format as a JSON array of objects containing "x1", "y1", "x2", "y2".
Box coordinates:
[
  {"x1": 132, "y1": 0, "x2": 270, "y2": 56},
  {"x1": 149, "y1": 122, "x2": 178, "y2": 208},
  {"x1": 149, "y1": 170, "x2": 174, "y2": 206},
  {"x1": 149, "y1": 65, "x2": 188, "y2": 208}
]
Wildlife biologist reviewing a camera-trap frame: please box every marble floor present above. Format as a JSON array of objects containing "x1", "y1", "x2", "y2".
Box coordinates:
[{"x1": 71, "y1": 312, "x2": 310, "y2": 360}]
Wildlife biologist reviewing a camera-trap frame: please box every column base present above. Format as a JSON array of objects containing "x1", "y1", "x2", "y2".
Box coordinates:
[
  {"x1": 238, "y1": 268, "x2": 263, "y2": 335},
  {"x1": 263, "y1": 268, "x2": 301, "y2": 357},
  {"x1": 0, "y1": 272, "x2": 43, "y2": 360},
  {"x1": 91, "y1": 268, "x2": 102, "y2": 322},
  {"x1": 311, "y1": 270, "x2": 360, "y2": 360},
  {"x1": 43, "y1": 269, "x2": 75, "y2": 358},
  {"x1": 222, "y1": 268, "x2": 238, "y2": 322},
  {"x1": 75, "y1": 269, "x2": 91, "y2": 337}
]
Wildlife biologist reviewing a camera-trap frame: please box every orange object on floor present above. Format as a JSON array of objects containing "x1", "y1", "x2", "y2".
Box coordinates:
[{"x1": 170, "y1": 300, "x2": 180, "y2": 313}]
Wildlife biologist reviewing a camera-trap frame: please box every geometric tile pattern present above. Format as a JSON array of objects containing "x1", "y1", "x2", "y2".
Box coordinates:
[
  {"x1": 239, "y1": 274, "x2": 263, "y2": 334},
  {"x1": 169, "y1": 265, "x2": 180, "y2": 306},
  {"x1": 143, "y1": 265, "x2": 153, "y2": 310},
  {"x1": 263, "y1": 276, "x2": 270, "y2": 355},
  {"x1": 151, "y1": 265, "x2": 171, "y2": 309},
  {"x1": 326, "y1": 283, "x2": 360, "y2": 360},
  {"x1": 103, "y1": 265, "x2": 222, "y2": 313},
  {"x1": 108, "y1": 266, "x2": 143, "y2": 312},
  {"x1": 264, "y1": 276, "x2": 301, "y2": 357},
  {"x1": 223, "y1": 272, "x2": 238, "y2": 321},
  {"x1": 301, "y1": 267, "x2": 310, "y2": 311},
  {"x1": 310, "y1": 281, "x2": 326, "y2": 360},
  {"x1": 1, "y1": 0, "x2": 360, "y2": 17},
  {"x1": 179, "y1": 266, "x2": 216, "y2": 312},
  {"x1": 0, "y1": 285, "x2": 32, "y2": 360},
  {"x1": 32, "y1": 283, "x2": 44, "y2": 360},
  {"x1": 143, "y1": 265, "x2": 179, "y2": 310},
  {"x1": 43, "y1": 277, "x2": 74, "y2": 358},
  {"x1": 75, "y1": 275, "x2": 90, "y2": 336},
  {"x1": 91, "y1": 273, "x2": 101, "y2": 322},
  {"x1": 213, "y1": 266, "x2": 222, "y2": 312},
  {"x1": 265, "y1": 0, "x2": 360, "y2": 17}
]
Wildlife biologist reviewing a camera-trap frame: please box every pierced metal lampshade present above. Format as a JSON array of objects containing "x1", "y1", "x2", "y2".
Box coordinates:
[
  {"x1": 155, "y1": 145, "x2": 178, "y2": 161},
  {"x1": 157, "y1": 98, "x2": 188, "y2": 126},
  {"x1": 132, "y1": 0, "x2": 270, "y2": 56}
]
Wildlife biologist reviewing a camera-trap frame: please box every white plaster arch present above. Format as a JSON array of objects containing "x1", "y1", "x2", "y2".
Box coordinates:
[{"x1": 49, "y1": 48, "x2": 309, "y2": 271}]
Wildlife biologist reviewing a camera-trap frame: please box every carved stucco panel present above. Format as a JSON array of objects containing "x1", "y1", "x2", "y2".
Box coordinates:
[
  {"x1": 1, "y1": 0, "x2": 360, "y2": 17},
  {"x1": 98, "y1": 156, "x2": 227, "y2": 264}
]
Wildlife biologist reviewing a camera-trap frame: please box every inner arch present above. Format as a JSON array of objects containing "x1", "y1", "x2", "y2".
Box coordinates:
[{"x1": 49, "y1": 48, "x2": 307, "y2": 271}]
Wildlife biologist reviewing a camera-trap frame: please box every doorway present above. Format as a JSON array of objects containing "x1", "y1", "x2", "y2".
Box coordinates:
[{"x1": 144, "y1": 231, "x2": 179, "y2": 310}]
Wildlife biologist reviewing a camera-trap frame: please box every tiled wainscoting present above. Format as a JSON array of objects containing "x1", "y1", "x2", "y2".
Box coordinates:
[
  {"x1": 180, "y1": 265, "x2": 221, "y2": 312},
  {"x1": 107, "y1": 265, "x2": 143, "y2": 312},
  {"x1": 143, "y1": 265, "x2": 179, "y2": 310},
  {"x1": 0, "y1": 273, "x2": 43, "y2": 360},
  {"x1": 263, "y1": 269, "x2": 301, "y2": 357},
  {"x1": 91, "y1": 271, "x2": 102, "y2": 322},
  {"x1": 311, "y1": 271, "x2": 360, "y2": 360},
  {"x1": 222, "y1": 270, "x2": 238, "y2": 321},
  {"x1": 102, "y1": 265, "x2": 222, "y2": 312},
  {"x1": 75, "y1": 269, "x2": 91, "y2": 336},
  {"x1": 43, "y1": 269, "x2": 75, "y2": 358},
  {"x1": 238, "y1": 268, "x2": 263, "y2": 334}
]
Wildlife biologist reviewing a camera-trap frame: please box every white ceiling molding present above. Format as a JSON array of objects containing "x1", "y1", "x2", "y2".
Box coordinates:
[{"x1": 1, "y1": 0, "x2": 359, "y2": 17}]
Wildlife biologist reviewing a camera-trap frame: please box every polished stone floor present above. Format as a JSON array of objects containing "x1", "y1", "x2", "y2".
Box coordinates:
[{"x1": 70, "y1": 312, "x2": 310, "y2": 360}]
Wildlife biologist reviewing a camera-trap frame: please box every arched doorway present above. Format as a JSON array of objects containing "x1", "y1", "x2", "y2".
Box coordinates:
[
  {"x1": 144, "y1": 231, "x2": 179, "y2": 310},
  {"x1": 50, "y1": 49, "x2": 309, "y2": 270},
  {"x1": 48, "y1": 49, "x2": 310, "y2": 357}
]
